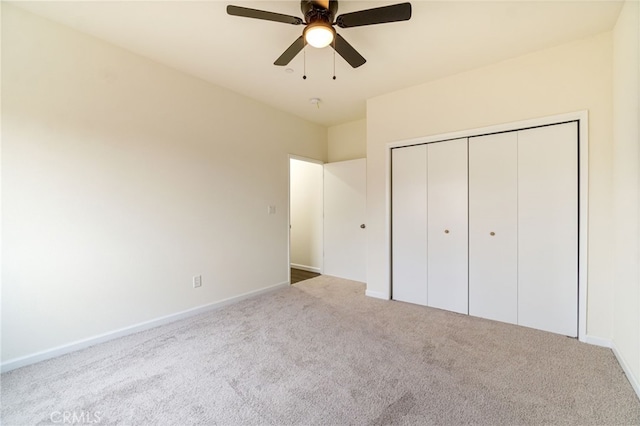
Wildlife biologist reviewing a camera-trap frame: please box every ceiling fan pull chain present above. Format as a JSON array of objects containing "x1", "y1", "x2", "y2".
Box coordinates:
[
  {"x1": 303, "y1": 47, "x2": 307, "y2": 80},
  {"x1": 332, "y1": 38, "x2": 337, "y2": 80}
]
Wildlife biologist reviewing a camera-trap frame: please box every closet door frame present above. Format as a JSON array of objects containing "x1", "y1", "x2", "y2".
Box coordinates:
[{"x1": 385, "y1": 110, "x2": 589, "y2": 342}]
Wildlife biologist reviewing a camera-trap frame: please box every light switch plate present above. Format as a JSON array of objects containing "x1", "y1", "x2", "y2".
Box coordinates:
[{"x1": 193, "y1": 275, "x2": 202, "y2": 288}]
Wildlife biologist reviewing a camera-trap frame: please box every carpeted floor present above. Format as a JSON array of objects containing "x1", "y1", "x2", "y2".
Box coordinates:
[{"x1": 2, "y1": 276, "x2": 639, "y2": 425}]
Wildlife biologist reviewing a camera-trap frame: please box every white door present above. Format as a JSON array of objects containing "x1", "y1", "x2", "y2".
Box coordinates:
[
  {"x1": 427, "y1": 139, "x2": 468, "y2": 314},
  {"x1": 323, "y1": 159, "x2": 367, "y2": 282},
  {"x1": 517, "y1": 123, "x2": 578, "y2": 336},
  {"x1": 469, "y1": 132, "x2": 518, "y2": 325},
  {"x1": 392, "y1": 145, "x2": 428, "y2": 305}
]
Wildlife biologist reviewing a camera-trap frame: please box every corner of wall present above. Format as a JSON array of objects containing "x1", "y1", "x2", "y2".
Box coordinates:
[
  {"x1": 327, "y1": 119, "x2": 367, "y2": 162},
  {"x1": 611, "y1": 0, "x2": 640, "y2": 398}
]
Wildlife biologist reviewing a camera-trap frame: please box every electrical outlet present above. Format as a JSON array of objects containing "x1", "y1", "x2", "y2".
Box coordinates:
[{"x1": 193, "y1": 275, "x2": 202, "y2": 288}]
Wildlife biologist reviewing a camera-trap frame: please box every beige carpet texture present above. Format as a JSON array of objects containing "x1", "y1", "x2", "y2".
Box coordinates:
[{"x1": 2, "y1": 276, "x2": 639, "y2": 425}]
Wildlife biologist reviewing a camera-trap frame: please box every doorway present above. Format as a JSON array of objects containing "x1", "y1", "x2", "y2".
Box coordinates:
[{"x1": 289, "y1": 157, "x2": 323, "y2": 284}]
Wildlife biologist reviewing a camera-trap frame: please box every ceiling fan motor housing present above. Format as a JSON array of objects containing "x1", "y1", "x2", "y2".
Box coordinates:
[{"x1": 301, "y1": 0, "x2": 338, "y2": 24}]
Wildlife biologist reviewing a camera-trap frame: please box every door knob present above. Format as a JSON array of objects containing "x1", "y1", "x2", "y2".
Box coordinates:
[
  {"x1": 360, "y1": 224, "x2": 366, "y2": 229},
  {"x1": 490, "y1": 231, "x2": 495, "y2": 236},
  {"x1": 444, "y1": 229, "x2": 450, "y2": 234}
]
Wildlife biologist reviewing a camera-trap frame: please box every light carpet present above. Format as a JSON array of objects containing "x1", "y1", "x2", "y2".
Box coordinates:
[{"x1": 2, "y1": 275, "x2": 639, "y2": 425}]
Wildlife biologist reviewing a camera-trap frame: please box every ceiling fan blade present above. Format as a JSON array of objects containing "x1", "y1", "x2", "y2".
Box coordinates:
[
  {"x1": 336, "y1": 2, "x2": 411, "y2": 28},
  {"x1": 332, "y1": 34, "x2": 366, "y2": 68},
  {"x1": 227, "y1": 5, "x2": 303, "y2": 25},
  {"x1": 274, "y1": 36, "x2": 306, "y2": 66}
]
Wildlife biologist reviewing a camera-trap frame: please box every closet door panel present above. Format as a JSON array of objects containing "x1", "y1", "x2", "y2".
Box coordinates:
[
  {"x1": 392, "y1": 145, "x2": 428, "y2": 305},
  {"x1": 469, "y1": 132, "x2": 518, "y2": 324},
  {"x1": 427, "y1": 139, "x2": 468, "y2": 314},
  {"x1": 518, "y1": 123, "x2": 578, "y2": 336}
]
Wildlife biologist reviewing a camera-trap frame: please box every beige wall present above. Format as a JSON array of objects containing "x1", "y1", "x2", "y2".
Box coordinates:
[
  {"x1": 1, "y1": 5, "x2": 327, "y2": 362},
  {"x1": 328, "y1": 119, "x2": 366, "y2": 162},
  {"x1": 612, "y1": 0, "x2": 640, "y2": 388},
  {"x1": 367, "y1": 33, "x2": 613, "y2": 338}
]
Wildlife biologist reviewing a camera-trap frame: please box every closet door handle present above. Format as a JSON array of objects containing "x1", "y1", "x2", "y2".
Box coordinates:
[
  {"x1": 444, "y1": 229, "x2": 450, "y2": 234},
  {"x1": 490, "y1": 231, "x2": 496, "y2": 236},
  {"x1": 360, "y1": 224, "x2": 366, "y2": 229}
]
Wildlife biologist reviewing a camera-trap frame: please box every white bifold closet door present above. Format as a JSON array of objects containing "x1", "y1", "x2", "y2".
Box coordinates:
[
  {"x1": 392, "y1": 144, "x2": 428, "y2": 305},
  {"x1": 427, "y1": 139, "x2": 468, "y2": 314},
  {"x1": 392, "y1": 139, "x2": 468, "y2": 312},
  {"x1": 468, "y1": 132, "x2": 519, "y2": 325},
  {"x1": 517, "y1": 123, "x2": 578, "y2": 337},
  {"x1": 469, "y1": 123, "x2": 578, "y2": 336}
]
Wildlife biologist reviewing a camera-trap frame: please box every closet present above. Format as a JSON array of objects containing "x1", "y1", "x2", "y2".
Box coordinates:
[{"x1": 391, "y1": 122, "x2": 578, "y2": 337}]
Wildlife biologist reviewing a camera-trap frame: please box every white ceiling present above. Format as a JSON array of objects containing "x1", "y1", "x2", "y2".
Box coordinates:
[{"x1": 12, "y1": 0, "x2": 623, "y2": 127}]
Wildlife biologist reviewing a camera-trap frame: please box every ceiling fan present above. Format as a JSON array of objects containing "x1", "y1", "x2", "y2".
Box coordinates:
[{"x1": 227, "y1": 1, "x2": 412, "y2": 69}]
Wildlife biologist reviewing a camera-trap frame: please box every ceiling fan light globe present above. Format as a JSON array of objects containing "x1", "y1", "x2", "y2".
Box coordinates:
[{"x1": 305, "y1": 24, "x2": 335, "y2": 48}]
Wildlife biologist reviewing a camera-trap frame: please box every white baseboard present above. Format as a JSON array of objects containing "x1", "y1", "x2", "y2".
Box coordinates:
[
  {"x1": 582, "y1": 334, "x2": 612, "y2": 348},
  {"x1": 582, "y1": 335, "x2": 640, "y2": 400},
  {"x1": 290, "y1": 263, "x2": 322, "y2": 274},
  {"x1": 365, "y1": 289, "x2": 390, "y2": 300},
  {"x1": 611, "y1": 342, "x2": 640, "y2": 400},
  {"x1": 1, "y1": 281, "x2": 289, "y2": 373}
]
